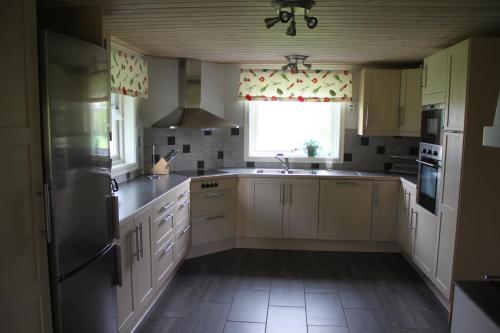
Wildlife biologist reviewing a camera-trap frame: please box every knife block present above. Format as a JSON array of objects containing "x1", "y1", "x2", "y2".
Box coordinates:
[{"x1": 151, "y1": 157, "x2": 170, "y2": 175}]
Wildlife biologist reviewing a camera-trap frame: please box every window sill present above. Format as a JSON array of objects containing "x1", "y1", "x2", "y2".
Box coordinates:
[
  {"x1": 245, "y1": 156, "x2": 343, "y2": 163},
  {"x1": 111, "y1": 162, "x2": 139, "y2": 178}
]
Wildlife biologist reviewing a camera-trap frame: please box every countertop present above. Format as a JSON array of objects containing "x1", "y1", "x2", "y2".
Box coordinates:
[
  {"x1": 117, "y1": 174, "x2": 189, "y2": 222},
  {"x1": 456, "y1": 280, "x2": 500, "y2": 328},
  {"x1": 116, "y1": 168, "x2": 417, "y2": 222}
]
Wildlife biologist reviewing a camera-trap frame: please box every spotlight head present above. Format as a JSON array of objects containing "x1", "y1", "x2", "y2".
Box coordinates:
[
  {"x1": 282, "y1": 64, "x2": 290, "y2": 71},
  {"x1": 279, "y1": 10, "x2": 292, "y2": 23},
  {"x1": 264, "y1": 16, "x2": 281, "y2": 29},
  {"x1": 305, "y1": 16, "x2": 318, "y2": 29},
  {"x1": 286, "y1": 19, "x2": 296, "y2": 36},
  {"x1": 302, "y1": 63, "x2": 312, "y2": 69},
  {"x1": 290, "y1": 63, "x2": 299, "y2": 74}
]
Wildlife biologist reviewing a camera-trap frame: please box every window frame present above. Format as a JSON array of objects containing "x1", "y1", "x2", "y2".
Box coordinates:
[{"x1": 244, "y1": 101, "x2": 345, "y2": 163}]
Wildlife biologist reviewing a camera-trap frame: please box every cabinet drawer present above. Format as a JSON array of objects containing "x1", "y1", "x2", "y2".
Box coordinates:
[
  {"x1": 175, "y1": 198, "x2": 190, "y2": 226},
  {"x1": 191, "y1": 189, "x2": 236, "y2": 217},
  {"x1": 191, "y1": 211, "x2": 235, "y2": 246},
  {"x1": 175, "y1": 217, "x2": 191, "y2": 262},
  {"x1": 191, "y1": 177, "x2": 237, "y2": 193},
  {"x1": 154, "y1": 237, "x2": 175, "y2": 286},
  {"x1": 153, "y1": 192, "x2": 175, "y2": 221},
  {"x1": 174, "y1": 181, "x2": 190, "y2": 202},
  {"x1": 153, "y1": 211, "x2": 175, "y2": 251}
]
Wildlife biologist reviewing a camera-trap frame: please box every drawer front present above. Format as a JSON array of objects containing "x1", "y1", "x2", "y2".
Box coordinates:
[
  {"x1": 191, "y1": 177, "x2": 237, "y2": 194},
  {"x1": 191, "y1": 211, "x2": 235, "y2": 246},
  {"x1": 175, "y1": 198, "x2": 190, "y2": 226},
  {"x1": 174, "y1": 181, "x2": 191, "y2": 202},
  {"x1": 153, "y1": 211, "x2": 175, "y2": 251},
  {"x1": 153, "y1": 192, "x2": 175, "y2": 221},
  {"x1": 154, "y1": 237, "x2": 175, "y2": 286},
  {"x1": 175, "y1": 217, "x2": 191, "y2": 262},
  {"x1": 191, "y1": 189, "x2": 236, "y2": 217}
]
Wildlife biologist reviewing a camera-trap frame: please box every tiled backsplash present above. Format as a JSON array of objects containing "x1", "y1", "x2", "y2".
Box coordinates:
[{"x1": 143, "y1": 127, "x2": 419, "y2": 173}]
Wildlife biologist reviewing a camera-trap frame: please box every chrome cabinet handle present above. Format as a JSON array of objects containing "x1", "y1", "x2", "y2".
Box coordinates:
[
  {"x1": 336, "y1": 181, "x2": 358, "y2": 185},
  {"x1": 179, "y1": 191, "x2": 189, "y2": 198},
  {"x1": 410, "y1": 208, "x2": 418, "y2": 230},
  {"x1": 131, "y1": 226, "x2": 140, "y2": 261},
  {"x1": 207, "y1": 193, "x2": 225, "y2": 197},
  {"x1": 416, "y1": 159, "x2": 439, "y2": 168},
  {"x1": 365, "y1": 104, "x2": 370, "y2": 127},
  {"x1": 404, "y1": 191, "x2": 411, "y2": 211},
  {"x1": 180, "y1": 200, "x2": 190, "y2": 208},
  {"x1": 206, "y1": 214, "x2": 226, "y2": 221},
  {"x1": 160, "y1": 202, "x2": 174, "y2": 212},
  {"x1": 160, "y1": 243, "x2": 174, "y2": 257},
  {"x1": 43, "y1": 183, "x2": 52, "y2": 244},
  {"x1": 181, "y1": 225, "x2": 191, "y2": 234},
  {"x1": 159, "y1": 214, "x2": 174, "y2": 225},
  {"x1": 138, "y1": 223, "x2": 144, "y2": 259}
]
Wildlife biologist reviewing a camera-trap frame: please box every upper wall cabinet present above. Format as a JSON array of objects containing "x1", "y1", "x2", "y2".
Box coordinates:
[
  {"x1": 422, "y1": 49, "x2": 448, "y2": 105},
  {"x1": 444, "y1": 40, "x2": 469, "y2": 132},
  {"x1": 358, "y1": 69, "x2": 421, "y2": 137}
]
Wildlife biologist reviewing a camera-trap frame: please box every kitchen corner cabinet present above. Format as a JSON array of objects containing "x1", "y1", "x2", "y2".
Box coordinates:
[
  {"x1": 358, "y1": 69, "x2": 401, "y2": 136},
  {"x1": 399, "y1": 68, "x2": 422, "y2": 136},
  {"x1": 371, "y1": 181, "x2": 400, "y2": 241},
  {"x1": 422, "y1": 49, "x2": 448, "y2": 105},
  {"x1": 318, "y1": 180, "x2": 373, "y2": 240},
  {"x1": 412, "y1": 206, "x2": 438, "y2": 279},
  {"x1": 117, "y1": 209, "x2": 155, "y2": 332},
  {"x1": 397, "y1": 182, "x2": 417, "y2": 256},
  {"x1": 283, "y1": 178, "x2": 320, "y2": 239}
]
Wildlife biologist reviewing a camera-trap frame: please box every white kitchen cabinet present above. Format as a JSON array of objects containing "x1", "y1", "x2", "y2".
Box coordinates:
[
  {"x1": 435, "y1": 131, "x2": 463, "y2": 298},
  {"x1": 283, "y1": 178, "x2": 320, "y2": 239},
  {"x1": 399, "y1": 68, "x2": 422, "y2": 137},
  {"x1": 422, "y1": 49, "x2": 448, "y2": 105},
  {"x1": 371, "y1": 181, "x2": 400, "y2": 241},
  {"x1": 397, "y1": 182, "x2": 417, "y2": 256},
  {"x1": 412, "y1": 206, "x2": 438, "y2": 279},
  {"x1": 445, "y1": 39, "x2": 469, "y2": 132},
  {"x1": 117, "y1": 209, "x2": 155, "y2": 332},
  {"x1": 318, "y1": 180, "x2": 374, "y2": 241},
  {"x1": 358, "y1": 69, "x2": 401, "y2": 136}
]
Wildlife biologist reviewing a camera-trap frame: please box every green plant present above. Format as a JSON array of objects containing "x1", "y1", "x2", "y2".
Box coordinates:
[{"x1": 303, "y1": 140, "x2": 321, "y2": 157}]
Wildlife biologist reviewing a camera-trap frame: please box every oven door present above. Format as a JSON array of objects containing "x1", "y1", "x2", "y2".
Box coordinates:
[
  {"x1": 417, "y1": 158, "x2": 440, "y2": 214},
  {"x1": 421, "y1": 108, "x2": 443, "y2": 145}
]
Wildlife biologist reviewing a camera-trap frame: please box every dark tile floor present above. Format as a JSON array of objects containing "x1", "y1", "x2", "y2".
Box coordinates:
[{"x1": 136, "y1": 249, "x2": 450, "y2": 333}]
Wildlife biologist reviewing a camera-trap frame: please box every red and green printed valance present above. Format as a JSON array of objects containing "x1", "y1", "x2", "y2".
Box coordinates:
[
  {"x1": 111, "y1": 43, "x2": 148, "y2": 98},
  {"x1": 239, "y1": 69, "x2": 352, "y2": 102}
]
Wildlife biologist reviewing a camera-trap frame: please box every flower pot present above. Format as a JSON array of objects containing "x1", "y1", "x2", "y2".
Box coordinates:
[{"x1": 307, "y1": 146, "x2": 317, "y2": 157}]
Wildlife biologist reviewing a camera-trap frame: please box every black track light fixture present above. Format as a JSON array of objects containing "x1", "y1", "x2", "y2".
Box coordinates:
[
  {"x1": 282, "y1": 55, "x2": 312, "y2": 73},
  {"x1": 264, "y1": 0, "x2": 318, "y2": 36}
]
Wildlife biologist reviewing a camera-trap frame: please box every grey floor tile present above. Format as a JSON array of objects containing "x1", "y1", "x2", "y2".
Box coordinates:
[
  {"x1": 344, "y1": 309, "x2": 386, "y2": 333},
  {"x1": 237, "y1": 274, "x2": 271, "y2": 291},
  {"x1": 269, "y1": 277, "x2": 305, "y2": 306},
  {"x1": 266, "y1": 306, "x2": 307, "y2": 333},
  {"x1": 183, "y1": 302, "x2": 231, "y2": 333},
  {"x1": 308, "y1": 326, "x2": 350, "y2": 333},
  {"x1": 304, "y1": 271, "x2": 338, "y2": 293},
  {"x1": 305, "y1": 292, "x2": 347, "y2": 326},
  {"x1": 153, "y1": 283, "x2": 208, "y2": 318},
  {"x1": 203, "y1": 275, "x2": 239, "y2": 304},
  {"x1": 223, "y1": 322, "x2": 266, "y2": 333},
  {"x1": 227, "y1": 290, "x2": 269, "y2": 323},
  {"x1": 136, "y1": 316, "x2": 185, "y2": 333}
]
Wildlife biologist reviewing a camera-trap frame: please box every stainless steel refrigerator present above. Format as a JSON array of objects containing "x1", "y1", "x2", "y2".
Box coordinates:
[{"x1": 39, "y1": 30, "x2": 121, "y2": 333}]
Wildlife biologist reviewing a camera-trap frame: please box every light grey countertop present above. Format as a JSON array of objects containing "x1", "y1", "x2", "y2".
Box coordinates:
[{"x1": 116, "y1": 168, "x2": 417, "y2": 222}]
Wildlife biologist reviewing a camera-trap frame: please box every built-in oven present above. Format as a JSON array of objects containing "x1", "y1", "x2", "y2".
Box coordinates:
[
  {"x1": 416, "y1": 142, "x2": 442, "y2": 215},
  {"x1": 421, "y1": 103, "x2": 445, "y2": 145}
]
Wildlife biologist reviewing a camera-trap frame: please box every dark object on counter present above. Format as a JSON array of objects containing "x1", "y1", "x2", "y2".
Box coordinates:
[{"x1": 111, "y1": 178, "x2": 119, "y2": 192}]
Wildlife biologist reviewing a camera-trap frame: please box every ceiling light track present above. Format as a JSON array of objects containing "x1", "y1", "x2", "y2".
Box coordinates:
[{"x1": 265, "y1": 0, "x2": 318, "y2": 36}]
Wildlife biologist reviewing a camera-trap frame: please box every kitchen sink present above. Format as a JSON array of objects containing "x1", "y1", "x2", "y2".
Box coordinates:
[{"x1": 253, "y1": 169, "x2": 317, "y2": 175}]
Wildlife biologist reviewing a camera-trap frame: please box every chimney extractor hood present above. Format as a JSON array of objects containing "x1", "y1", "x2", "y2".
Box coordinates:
[
  {"x1": 483, "y1": 92, "x2": 500, "y2": 148},
  {"x1": 152, "y1": 59, "x2": 235, "y2": 128}
]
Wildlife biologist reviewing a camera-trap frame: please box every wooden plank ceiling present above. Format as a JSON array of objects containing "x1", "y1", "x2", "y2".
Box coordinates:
[{"x1": 41, "y1": 0, "x2": 500, "y2": 64}]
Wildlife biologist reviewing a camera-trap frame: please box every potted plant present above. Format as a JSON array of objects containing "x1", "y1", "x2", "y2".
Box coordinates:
[{"x1": 303, "y1": 140, "x2": 320, "y2": 157}]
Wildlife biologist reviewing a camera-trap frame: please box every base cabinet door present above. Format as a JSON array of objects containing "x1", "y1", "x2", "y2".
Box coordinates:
[
  {"x1": 283, "y1": 178, "x2": 319, "y2": 239},
  {"x1": 371, "y1": 181, "x2": 400, "y2": 241},
  {"x1": 133, "y1": 212, "x2": 155, "y2": 311},
  {"x1": 397, "y1": 183, "x2": 416, "y2": 255},
  {"x1": 117, "y1": 220, "x2": 137, "y2": 331},
  {"x1": 413, "y1": 206, "x2": 438, "y2": 279},
  {"x1": 319, "y1": 180, "x2": 374, "y2": 240},
  {"x1": 241, "y1": 177, "x2": 284, "y2": 238}
]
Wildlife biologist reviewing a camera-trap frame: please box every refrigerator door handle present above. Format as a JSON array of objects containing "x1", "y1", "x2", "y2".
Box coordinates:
[
  {"x1": 138, "y1": 223, "x2": 144, "y2": 258},
  {"x1": 107, "y1": 194, "x2": 120, "y2": 241},
  {"x1": 113, "y1": 244, "x2": 122, "y2": 287}
]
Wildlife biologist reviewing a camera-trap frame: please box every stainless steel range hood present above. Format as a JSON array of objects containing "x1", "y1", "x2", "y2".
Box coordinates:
[{"x1": 152, "y1": 59, "x2": 235, "y2": 128}]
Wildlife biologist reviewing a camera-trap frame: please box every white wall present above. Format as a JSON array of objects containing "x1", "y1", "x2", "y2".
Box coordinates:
[{"x1": 139, "y1": 56, "x2": 179, "y2": 127}]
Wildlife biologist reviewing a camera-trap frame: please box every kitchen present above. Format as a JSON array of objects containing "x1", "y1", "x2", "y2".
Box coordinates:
[{"x1": 2, "y1": 1, "x2": 500, "y2": 333}]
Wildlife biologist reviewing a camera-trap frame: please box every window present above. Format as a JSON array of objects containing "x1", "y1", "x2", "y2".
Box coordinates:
[
  {"x1": 245, "y1": 101, "x2": 344, "y2": 162},
  {"x1": 110, "y1": 93, "x2": 138, "y2": 175}
]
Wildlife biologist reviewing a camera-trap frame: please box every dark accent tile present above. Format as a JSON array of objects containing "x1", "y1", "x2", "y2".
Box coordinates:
[
  {"x1": 184, "y1": 302, "x2": 231, "y2": 333},
  {"x1": 246, "y1": 162, "x2": 255, "y2": 168},
  {"x1": 183, "y1": 144, "x2": 190, "y2": 153},
  {"x1": 361, "y1": 137, "x2": 370, "y2": 146},
  {"x1": 218, "y1": 151, "x2": 224, "y2": 160},
  {"x1": 154, "y1": 154, "x2": 160, "y2": 164},
  {"x1": 344, "y1": 153, "x2": 352, "y2": 162},
  {"x1": 168, "y1": 136, "x2": 175, "y2": 145},
  {"x1": 204, "y1": 130, "x2": 212, "y2": 135},
  {"x1": 227, "y1": 290, "x2": 269, "y2": 323},
  {"x1": 310, "y1": 163, "x2": 320, "y2": 170},
  {"x1": 224, "y1": 322, "x2": 265, "y2": 333},
  {"x1": 308, "y1": 326, "x2": 349, "y2": 333},
  {"x1": 267, "y1": 306, "x2": 307, "y2": 333},
  {"x1": 377, "y1": 146, "x2": 386, "y2": 154},
  {"x1": 197, "y1": 161, "x2": 204, "y2": 169},
  {"x1": 409, "y1": 146, "x2": 419, "y2": 156},
  {"x1": 270, "y1": 278, "x2": 305, "y2": 307},
  {"x1": 384, "y1": 162, "x2": 393, "y2": 171},
  {"x1": 231, "y1": 127, "x2": 240, "y2": 136},
  {"x1": 305, "y1": 292, "x2": 347, "y2": 326}
]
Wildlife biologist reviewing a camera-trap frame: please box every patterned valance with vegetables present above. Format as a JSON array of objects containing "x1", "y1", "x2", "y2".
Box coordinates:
[
  {"x1": 239, "y1": 69, "x2": 352, "y2": 102},
  {"x1": 111, "y1": 43, "x2": 148, "y2": 98}
]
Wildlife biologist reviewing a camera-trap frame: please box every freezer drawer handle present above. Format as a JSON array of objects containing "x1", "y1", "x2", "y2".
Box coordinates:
[
  {"x1": 160, "y1": 202, "x2": 174, "y2": 212},
  {"x1": 207, "y1": 193, "x2": 225, "y2": 197}
]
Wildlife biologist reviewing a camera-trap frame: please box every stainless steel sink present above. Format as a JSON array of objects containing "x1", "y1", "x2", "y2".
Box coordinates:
[{"x1": 253, "y1": 169, "x2": 317, "y2": 175}]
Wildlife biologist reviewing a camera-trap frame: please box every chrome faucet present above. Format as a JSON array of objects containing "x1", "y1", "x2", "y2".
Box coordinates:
[{"x1": 275, "y1": 153, "x2": 289, "y2": 172}]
